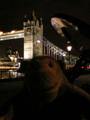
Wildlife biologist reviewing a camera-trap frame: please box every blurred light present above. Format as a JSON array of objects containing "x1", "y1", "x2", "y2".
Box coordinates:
[
  {"x1": 0, "y1": 31, "x2": 3, "y2": 35},
  {"x1": 9, "y1": 46, "x2": 11, "y2": 48},
  {"x1": 19, "y1": 34, "x2": 22, "y2": 36},
  {"x1": 87, "y1": 66, "x2": 90, "y2": 69},
  {"x1": 9, "y1": 56, "x2": 14, "y2": 61},
  {"x1": 67, "y1": 46, "x2": 72, "y2": 51},
  {"x1": 67, "y1": 41, "x2": 70, "y2": 44},
  {"x1": 9, "y1": 70, "x2": 13, "y2": 72},
  {"x1": 37, "y1": 40, "x2": 40, "y2": 43},
  {"x1": 14, "y1": 58, "x2": 17, "y2": 62},
  {"x1": 11, "y1": 30, "x2": 15, "y2": 34},
  {"x1": 62, "y1": 53, "x2": 66, "y2": 56},
  {"x1": 82, "y1": 66, "x2": 84, "y2": 69}
]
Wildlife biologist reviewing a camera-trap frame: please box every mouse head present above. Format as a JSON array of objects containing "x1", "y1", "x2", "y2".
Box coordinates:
[{"x1": 24, "y1": 56, "x2": 68, "y2": 103}]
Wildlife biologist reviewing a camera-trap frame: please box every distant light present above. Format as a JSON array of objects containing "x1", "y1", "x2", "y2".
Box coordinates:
[
  {"x1": 82, "y1": 66, "x2": 84, "y2": 69},
  {"x1": 14, "y1": 58, "x2": 17, "y2": 62},
  {"x1": 0, "y1": 31, "x2": 3, "y2": 35},
  {"x1": 11, "y1": 30, "x2": 15, "y2": 34},
  {"x1": 67, "y1": 41, "x2": 70, "y2": 44},
  {"x1": 74, "y1": 26, "x2": 78, "y2": 31},
  {"x1": 67, "y1": 46, "x2": 72, "y2": 51},
  {"x1": 0, "y1": 38, "x2": 3, "y2": 40},
  {"x1": 62, "y1": 53, "x2": 66, "y2": 56},
  {"x1": 20, "y1": 57, "x2": 23, "y2": 59},
  {"x1": 87, "y1": 66, "x2": 90, "y2": 69},
  {"x1": 37, "y1": 40, "x2": 40, "y2": 43},
  {"x1": 9, "y1": 56, "x2": 14, "y2": 61},
  {"x1": 19, "y1": 34, "x2": 22, "y2": 36},
  {"x1": 9, "y1": 70, "x2": 13, "y2": 72},
  {"x1": 9, "y1": 46, "x2": 11, "y2": 48}
]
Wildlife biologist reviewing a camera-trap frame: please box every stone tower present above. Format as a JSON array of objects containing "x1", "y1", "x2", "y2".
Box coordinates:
[{"x1": 23, "y1": 11, "x2": 43, "y2": 59}]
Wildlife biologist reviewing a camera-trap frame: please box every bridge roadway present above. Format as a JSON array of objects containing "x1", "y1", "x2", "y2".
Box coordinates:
[
  {"x1": 0, "y1": 30, "x2": 68, "y2": 56},
  {"x1": 0, "y1": 30, "x2": 24, "y2": 40}
]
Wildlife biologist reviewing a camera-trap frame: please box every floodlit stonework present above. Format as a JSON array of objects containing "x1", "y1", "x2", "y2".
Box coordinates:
[{"x1": 23, "y1": 11, "x2": 43, "y2": 59}]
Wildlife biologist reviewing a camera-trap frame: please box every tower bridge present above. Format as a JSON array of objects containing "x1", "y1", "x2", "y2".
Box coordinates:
[{"x1": 0, "y1": 12, "x2": 78, "y2": 65}]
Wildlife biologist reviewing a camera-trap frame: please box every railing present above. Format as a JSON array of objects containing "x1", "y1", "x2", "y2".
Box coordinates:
[{"x1": 35, "y1": 33, "x2": 78, "y2": 64}]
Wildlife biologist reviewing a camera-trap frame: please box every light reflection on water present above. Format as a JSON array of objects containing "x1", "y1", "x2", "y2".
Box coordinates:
[{"x1": 0, "y1": 71, "x2": 25, "y2": 79}]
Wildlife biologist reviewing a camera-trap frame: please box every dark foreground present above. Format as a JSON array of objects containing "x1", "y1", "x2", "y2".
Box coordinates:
[{"x1": 0, "y1": 74, "x2": 90, "y2": 105}]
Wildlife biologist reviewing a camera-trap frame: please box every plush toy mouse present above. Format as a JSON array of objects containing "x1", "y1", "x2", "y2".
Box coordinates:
[{"x1": 0, "y1": 56, "x2": 90, "y2": 120}]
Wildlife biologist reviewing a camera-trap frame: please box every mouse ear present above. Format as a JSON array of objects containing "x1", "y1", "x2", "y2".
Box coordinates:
[{"x1": 63, "y1": 83, "x2": 90, "y2": 119}]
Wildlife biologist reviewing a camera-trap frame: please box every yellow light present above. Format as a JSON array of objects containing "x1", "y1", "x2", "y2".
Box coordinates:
[
  {"x1": 19, "y1": 34, "x2": 21, "y2": 36},
  {"x1": 11, "y1": 30, "x2": 15, "y2": 34},
  {"x1": 0, "y1": 31, "x2": 3, "y2": 35},
  {"x1": 14, "y1": 58, "x2": 17, "y2": 62},
  {"x1": 9, "y1": 56, "x2": 14, "y2": 61},
  {"x1": 62, "y1": 53, "x2": 66, "y2": 56}
]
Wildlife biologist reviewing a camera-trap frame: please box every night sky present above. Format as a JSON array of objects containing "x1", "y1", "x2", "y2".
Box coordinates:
[{"x1": 0, "y1": 0, "x2": 90, "y2": 57}]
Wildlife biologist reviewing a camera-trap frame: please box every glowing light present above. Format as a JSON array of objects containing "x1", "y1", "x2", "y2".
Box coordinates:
[
  {"x1": 0, "y1": 31, "x2": 3, "y2": 35},
  {"x1": 37, "y1": 40, "x2": 40, "y2": 43},
  {"x1": 19, "y1": 34, "x2": 22, "y2": 36},
  {"x1": 87, "y1": 66, "x2": 90, "y2": 69},
  {"x1": 67, "y1": 46, "x2": 72, "y2": 51},
  {"x1": 14, "y1": 58, "x2": 17, "y2": 62},
  {"x1": 11, "y1": 30, "x2": 15, "y2": 34},
  {"x1": 62, "y1": 53, "x2": 66, "y2": 56},
  {"x1": 82, "y1": 66, "x2": 84, "y2": 69},
  {"x1": 9, "y1": 56, "x2": 14, "y2": 61}
]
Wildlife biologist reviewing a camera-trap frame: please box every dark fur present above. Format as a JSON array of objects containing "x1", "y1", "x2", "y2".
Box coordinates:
[{"x1": 0, "y1": 56, "x2": 90, "y2": 120}]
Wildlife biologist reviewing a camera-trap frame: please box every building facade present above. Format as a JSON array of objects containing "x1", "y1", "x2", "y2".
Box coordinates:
[{"x1": 23, "y1": 11, "x2": 43, "y2": 59}]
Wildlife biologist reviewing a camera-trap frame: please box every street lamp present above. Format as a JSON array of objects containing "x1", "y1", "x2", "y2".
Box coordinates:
[{"x1": 67, "y1": 45, "x2": 72, "y2": 65}]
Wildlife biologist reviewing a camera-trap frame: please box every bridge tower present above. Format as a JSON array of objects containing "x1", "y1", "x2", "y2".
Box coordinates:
[{"x1": 23, "y1": 11, "x2": 43, "y2": 59}]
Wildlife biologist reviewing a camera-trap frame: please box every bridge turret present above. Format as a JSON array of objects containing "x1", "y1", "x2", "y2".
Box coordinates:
[
  {"x1": 40, "y1": 17, "x2": 43, "y2": 29},
  {"x1": 36, "y1": 20, "x2": 39, "y2": 27},
  {"x1": 23, "y1": 15, "x2": 27, "y2": 27},
  {"x1": 23, "y1": 11, "x2": 43, "y2": 60},
  {"x1": 30, "y1": 10, "x2": 37, "y2": 22},
  {"x1": 27, "y1": 19, "x2": 31, "y2": 26}
]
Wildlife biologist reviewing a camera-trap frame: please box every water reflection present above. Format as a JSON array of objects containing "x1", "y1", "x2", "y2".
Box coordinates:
[{"x1": 0, "y1": 70, "x2": 25, "y2": 79}]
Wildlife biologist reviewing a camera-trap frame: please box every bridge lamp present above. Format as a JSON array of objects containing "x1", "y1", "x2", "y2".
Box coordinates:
[
  {"x1": 11, "y1": 30, "x2": 15, "y2": 34},
  {"x1": 62, "y1": 53, "x2": 66, "y2": 57},
  {"x1": 18, "y1": 34, "x2": 22, "y2": 36},
  {"x1": 0, "y1": 31, "x2": 3, "y2": 35},
  {"x1": 0, "y1": 38, "x2": 3, "y2": 40},
  {"x1": 37, "y1": 40, "x2": 40, "y2": 43},
  {"x1": 67, "y1": 45, "x2": 72, "y2": 65}
]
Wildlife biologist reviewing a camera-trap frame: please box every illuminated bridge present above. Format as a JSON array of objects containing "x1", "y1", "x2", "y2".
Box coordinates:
[
  {"x1": 0, "y1": 29, "x2": 78, "y2": 65},
  {"x1": 0, "y1": 11, "x2": 79, "y2": 65},
  {"x1": 0, "y1": 30, "x2": 24, "y2": 40}
]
